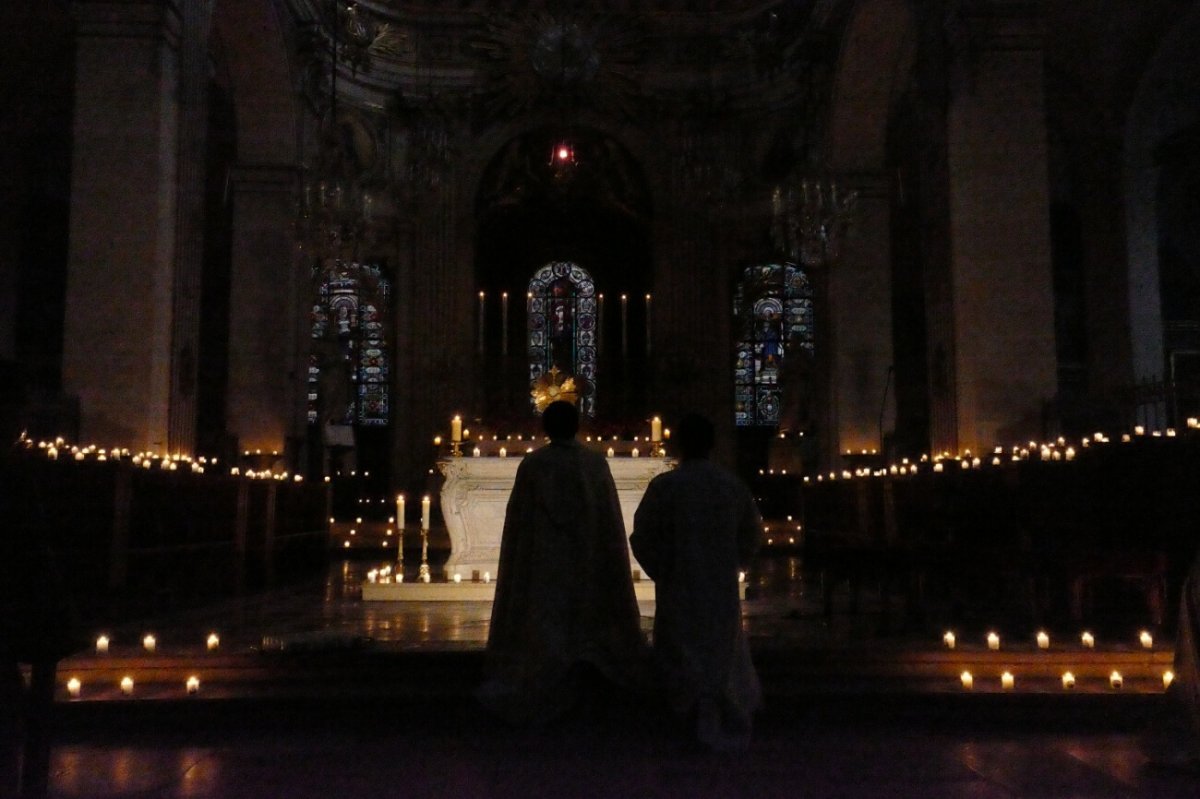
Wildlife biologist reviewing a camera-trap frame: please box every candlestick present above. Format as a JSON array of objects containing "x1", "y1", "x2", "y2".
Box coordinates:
[
  {"x1": 501, "y1": 292, "x2": 509, "y2": 356},
  {"x1": 419, "y1": 529, "x2": 430, "y2": 583},
  {"x1": 421, "y1": 495, "x2": 431, "y2": 530}
]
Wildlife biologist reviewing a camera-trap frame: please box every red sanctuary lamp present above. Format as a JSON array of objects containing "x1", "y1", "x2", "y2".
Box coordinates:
[{"x1": 550, "y1": 141, "x2": 577, "y2": 174}]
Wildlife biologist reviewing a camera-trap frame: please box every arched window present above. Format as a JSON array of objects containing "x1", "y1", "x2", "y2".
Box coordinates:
[
  {"x1": 308, "y1": 262, "x2": 391, "y2": 427},
  {"x1": 527, "y1": 261, "x2": 598, "y2": 416},
  {"x1": 733, "y1": 262, "x2": 814, "y2": 427}
]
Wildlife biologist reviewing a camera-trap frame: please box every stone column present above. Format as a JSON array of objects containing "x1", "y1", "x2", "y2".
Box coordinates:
[
  {"x1": 64, "y1": 0, "x2": 181, "y2": 451},
  {"x1": 226, "y1": 164, "x2": 303, "y2": 456},
  {"x1": 944, "y1": 2, "x2": 1056, "y2": 452},
  {"x1": 830, "y1": 173, "x2": 895, "y2": 457}
]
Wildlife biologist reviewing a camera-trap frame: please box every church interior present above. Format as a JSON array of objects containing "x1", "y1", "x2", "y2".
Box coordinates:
[{"x1": 4, "y1": 0, "x2": 1200, "y2": 796}]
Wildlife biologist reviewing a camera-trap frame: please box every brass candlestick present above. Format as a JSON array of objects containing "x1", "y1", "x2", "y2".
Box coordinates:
[{"x1": 418, "y1": 528, "x2": 431, "y2": 582}]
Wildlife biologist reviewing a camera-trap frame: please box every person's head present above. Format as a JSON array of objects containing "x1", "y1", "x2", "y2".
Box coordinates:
[
  {"x1": 676, "y1": 413, "x2": 715, "y2": 460},
  {"x1": 542, "y1": 400, "x2": 580, "y2": 441}
]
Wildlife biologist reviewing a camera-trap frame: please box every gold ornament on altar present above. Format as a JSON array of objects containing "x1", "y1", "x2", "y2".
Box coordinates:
[{"x1": 530, "y1": 366, "x2": 578, "y2": 412}]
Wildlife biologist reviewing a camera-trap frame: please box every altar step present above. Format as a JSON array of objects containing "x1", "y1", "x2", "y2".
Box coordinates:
[{"x1": 44, "y1": 645, "x2": 1174, "y2": 707}]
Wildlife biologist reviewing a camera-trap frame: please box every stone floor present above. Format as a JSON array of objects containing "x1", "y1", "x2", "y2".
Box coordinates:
[{"x1": 10, "y1": 554, "x2": 1200, "y2": 798}]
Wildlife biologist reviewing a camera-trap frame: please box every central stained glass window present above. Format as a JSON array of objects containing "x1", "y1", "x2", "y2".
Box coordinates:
[{"x1": 527, "y1": 261, "x2": 598, "y2": 416}]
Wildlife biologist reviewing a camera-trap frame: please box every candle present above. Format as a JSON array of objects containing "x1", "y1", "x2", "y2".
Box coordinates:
[
  {"x1": 1139, "y1": 631, "x2": 1153, "y2": 649},
  {"x1": 143, "y1": 634, "x2": 156, "y2": 653},
  {"x1": 1110, "y1": 671, "x2": 1123, "y2": 689},
  {"x1": 1001, "y1": 672, "x2": 1014, "y2": 690},
  {"x1": 501, "y1": 291, "x2": 509, "y2": 356},
  {"x1": 960, "y1": 671, "x2": 973, "y2": 690},
  {"x1": 96, "y1": 635, "x2": 110, "y2": 654},
  {"x1": 451, "y1": 415, "x2": 462, "y2": 442},
  {"x1": 1164, "y1": 670, "x2": 1175, "y2": 689},
  {"x1": 453, "y1": 573, "x2": 462, "y2": 584},
  {"x1": 207, "y1": 633, "x2": 220, "y2": 652},
  {"x1": 651, "y1": 417, "x2": 662, "y2": 443},
  {"x1": 397, "y1": 494, "x2": 405, "y2": 528},
  {"x1": 1036, "y1": 631, "x2": 1049, "y2": 650},
  {"x1": 631, "y1": 447, "x2": 639, "y2": 458},
  {"x1": 473, "y1": 446, "x2": 481, "y2": 457},
  {"x1": 606, "y1": 447, "x2": 615, "y2": 458},
  {"x1": 186, "y1": 675, "x2": 200, "y2": 695},
  {"x1": 499, "y1": 447, "x2": 507, "y2": 458},
  {"x1": 1081, "y1": 631, "x2": 1094, "y2": 649},
  {"x1": 483, "y1": 571, "x2": 491, "y2": 583},
  {"x1": 738, "y1": 571, "x2": 747, "y2": 584},
  {"x1": 1062, "y1": 672, "x2": 1075, "y2": 690},
  {"x1": 67, "y1": 677, "x2": 81, "y2": 698},
  {"x1": 621, "y1": 294, "x2": 628, "y2": 357},
  {"x1": 933, "y1": 462, "x2": 944, "y2": 473},
  {"x1": 478, "y1": 291, "x2": 485, "y2": 354},
  {"x1": 421, "y1": 495, "x2": 431, "y2": 530},
  {"x1": 987, "y1": 632, "x2": 1000, "y2": 650},
  {"x1": 1134, "y1": 425, "x2": 1145, "y2": 435},
  {"x1": 120, "y1": 676, "x2": 134, "y2": 695},
  {"x1": 943, "y1": 631, "x2": 956, "y2": 649},
  {"x1": 645, "y1": 293, "x2": 652, "y2": 356}
]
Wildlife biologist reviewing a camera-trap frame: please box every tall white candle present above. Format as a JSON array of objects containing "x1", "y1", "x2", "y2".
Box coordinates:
[
  {"x1": 645, "y1": 293, "x2": 652, "y2": 356},
  {"x1": 451, "y1": 415, "x2": 462, "y2": 442},
  {"x1": 651, "y1": 416, "x2": 662, "y2": 443},
  {"x1": 501, "y1": 292, "x2": 509, "y2": 356},
  {"x1": 621, "y1": 294, "x2": 628, "y2": 358},
  {"x1": 421, "y1": 495, "x2": 431, "y2": 530},
  {"x1": 396, "y1": 494, "x2": 405, "y2": 528},
  {"x1": 478, "y1": 291, "x2": 485, "y2": 355}
]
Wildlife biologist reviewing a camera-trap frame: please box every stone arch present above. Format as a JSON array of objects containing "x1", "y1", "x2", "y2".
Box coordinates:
[{"x1": 1125, "y1": 2, "x2": 1200, "y2": 384}]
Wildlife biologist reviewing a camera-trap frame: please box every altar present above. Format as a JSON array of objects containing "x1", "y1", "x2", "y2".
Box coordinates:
[{"x1": 436, "y1": 451, "x2": 675, "y2": 579}]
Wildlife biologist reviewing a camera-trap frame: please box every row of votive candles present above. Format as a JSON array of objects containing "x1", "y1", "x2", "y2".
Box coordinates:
[
  {"x1": 95, "y1": 633, "x2": 220, "y2": 653},
  {"x1": 65, "y1": 675, "x2": 201, "y2": 698},
  {"x1": 943, "y1": 630, "x2": 1154, "y2": 650},
  {"x1": 960, "y1": 670, "x2": 1174, "y2": 691}
]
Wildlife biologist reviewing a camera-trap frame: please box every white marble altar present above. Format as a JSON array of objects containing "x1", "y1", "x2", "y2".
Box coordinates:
[{"x1": 436, "y1": 453, "x2": 675, "y2": 579}]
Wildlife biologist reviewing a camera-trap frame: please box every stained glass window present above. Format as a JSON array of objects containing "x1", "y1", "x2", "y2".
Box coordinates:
[
  {"x1": 733, "y1": 262, "x2": 814, "y2": 427},
  {"x1": 527, "y1": 261, "x2": 598, "y2": 416},
  {"x1": 308, "y1": 261, "x2": 391, "y2": 427}
]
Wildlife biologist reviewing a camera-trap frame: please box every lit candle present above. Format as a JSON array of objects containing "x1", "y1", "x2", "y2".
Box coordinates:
[
  {"x1": 1036, "y1": 631, "x2": 1049, "y2": 650},
  {"x1": 1062, "y1": 672, "x2": 1075, "y2": 690},
  {"x1": 960, "y1": 671, "x2": 974, "y2": 690},
  {"x1": 651, "y1": 416, "x2": 662, "y2": 443},
  {"x1": 501, "y1": 291, "x2": 509, "y2": 356},
  {"x1": 1139, "y1": 631, "x2": 1153, "y2": 649},
  {"x1": 987, "y1": 632, "x2": 1000, "y2": 650},
  {"x1": 943, "y1": 631, "x2": 956, "y2": 649},
  {"x1": 1110, "y1": 671, "x2": 1123, "y2": 689},
  {"x1": 606, "y1": 447, "x2": 615, "y2": 458},
  {"x1": 1081, "y1": 631, "x2": 1094, "y2": 649},
  {"x1": 207, "y1": 633, "x2": 220, "y2": 652},
  {"x1": 186, "y1": 676, "x2": 200, "y2": 695},
  {"x1": 67, "y1": 677, "x2": 81, "y2": 698},
  {"x1": 451, "y1": 415, "x2": 462, "y2": 442},
  {"x1": 453, "y1": 573, "x2": 462, "y2": 584},
  {"x1": 96, "y1": 635, "x2": 110, "y2": 654},
  {"x1": 645, "y1": 293, "x2": 652, "y2": 356},
  {"x1": 421, "y1": 495, "x2": 431, "y2": 530},
  {"x1": 483, "y1": 571, "x2": 491, "y2": 583},
  {"x1": 1164, "y1": 670, "x2": 1175, "y2": 689},
  {"x1": 120, "y1": 676, "x2": 134, "y2": 695},
  {"x1": 396, "y1": 494, "x2": 405, "y2": 528},
  {"x1": 1001, "y1": 672, "x2": 1014, "y2": 690},
  {"x1": 933, "y1": 462, "x2": 944, "y2": 473},
  {"x1": 630, "y1": 447, "x2": 639, "y2": 458},
  {"x1": 473, "y1": 446, "x2": 481, "y2": 457},
  {"x1": 1134, "y1": 425, "x2": 1145, "y2": 436},
  {"x1": 621, "y1": 294, "x2": 628, "y2": 357},
  {"x1": 143, "y1": 634, "x2": 156, "y2": 653},
  {"x1": 478, "y1": 291, "x2": 485, "y2": 354},
  {"x1": 499, "y1": 447, "x2": 507, "y2": 458}
]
